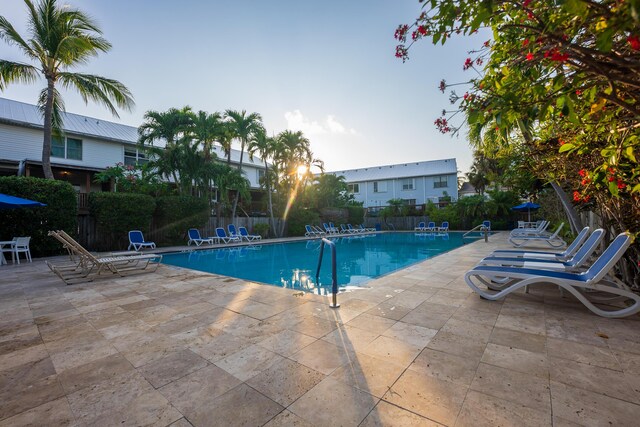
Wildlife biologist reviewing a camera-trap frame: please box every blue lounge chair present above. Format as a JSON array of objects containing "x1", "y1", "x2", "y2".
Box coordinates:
[
  {"x1": 187, "y1": 228, "x2": 215, "y2": 246},
  {"x1": 347, "y1": 224, "x2": 363, "y2": 233},
  {"x1": 509, "y1": 223, "x2": 566, "y2": 248},
  {"x1": 479, "y1": 229, "x2": 604, "y2": 272},
  {"x1": 228, "y1": 224, "x2": 240, "y2": 238},
  {"x1": 415, "y1": 221, "x2": 426, "y2": 231},
  {"x1": 438, "y1": 221, "x2": 449, "y2": 232},
  {"x1": 425, "y1": 221, "x2": 436, "y2": 232},
  {"x1": 216, "y1": 227, "x2": 241, "y2": 244},
  {"x1": 305, "y1": 225, "x2": 320, "y2": 237},
  {"x1": 480, "y1": 220, "x2": 491, "y2": 231},
  {"x1": 492, "y1": 227, "x2": 590, "y2": 262},
  {"x1": 238, "y1": 226, "x2": 261, "y2": 241},
  {"x1": 128, "y1": 230, "x2": 156, "y2": 251},
  {"x1": 312, "y1": 225, "x2": 326, "y2": 235},
  {"x1": 465, "y1": 233, "x2": 638, "y2": 318}
]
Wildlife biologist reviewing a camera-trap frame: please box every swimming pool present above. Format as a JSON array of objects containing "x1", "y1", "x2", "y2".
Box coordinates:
[{"x1": 161, "y1": 232, "x2": 465, "y2": 294}]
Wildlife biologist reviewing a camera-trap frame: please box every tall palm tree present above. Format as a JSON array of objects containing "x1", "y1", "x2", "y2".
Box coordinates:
[
  {"x1": 0, "y1": 0, "x2": 134, "y2": 179},
  {"x1": 248, "y1": 129, "x2": 278, "y2": 237},
  {"x1": 189, "y1": 110, "x2": 223, "y2": 205},
  {"x1": 224, "y1": 109, "x2": 264, "y2": 219}
]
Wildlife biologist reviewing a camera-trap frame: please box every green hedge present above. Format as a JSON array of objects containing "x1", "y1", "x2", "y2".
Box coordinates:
[
  {"x1": 154, "y1": 195, "x2": 209, "y2": 244},
  {"x1": 89, "y1": 192, "x2": 156, "y2": 250},
  {"x1": 286, "y1": 207, "x2": 321, "y2": 236},
  {"x1": 346, "y1": 205, "x2": 364, "y2": 225},
  {"x1": 0, "y1": 176, "x2": 77, "y2": 256}
]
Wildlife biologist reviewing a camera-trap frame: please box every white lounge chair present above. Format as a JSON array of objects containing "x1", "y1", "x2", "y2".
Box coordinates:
[
  {"x1": 465, "y1": 233, "x2": 638, "y2": 318},
  {"x1": 216, "y1": 227, "x2": 241, "y2": 243},
  {"x1": 510, "y1": 220, "x2": 549, "y2": 237},
  {"x1": 492, "y1": 226, "x2": 590, "y2": 261},
  {"x1": 128, "y1": 230, "x2": 156, "y2": 251},
  {"x1": 508, "y1": 223, "x2": 566, "y2": 248},
  {"x1": 437, "y1": 221, "x2": 449, "y2": 232},
  {"x1": 479, "y1": 229, "x2": 604, "y2": 271},
  {"x1": 425, "y1": 221, "x2": 436, "y2": 232},
  {"x1": 238, "y1": 226, "x2": 261, "y2": 241},
  {"x1": 187, "y1": 228, "x2": 215, "y2": 246}
]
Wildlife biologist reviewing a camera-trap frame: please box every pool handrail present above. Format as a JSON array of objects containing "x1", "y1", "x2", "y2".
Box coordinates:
[{"x1": 315, "y1": 238, "x2": 339, "y2": 308}]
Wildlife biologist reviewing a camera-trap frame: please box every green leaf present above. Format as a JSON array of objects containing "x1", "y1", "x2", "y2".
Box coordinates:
[
  {"x1": 563, "y1": 0, "x2": 588, "y2": 14},
  {"x1": 625, "y1": 146, "x2": 637, "y2": 162},
  {"x1": 632, "y1": 184, "x2": 640, "y2": 194},
  {"x1": 559, "y1": 143, "x2": 575, "y2": 153},
  {"x1": 608, "y1": 181, "x2": 619, "y2": 197},
  {"x1": 596, "y1": 28, "x2": 614, "y2": 52}
]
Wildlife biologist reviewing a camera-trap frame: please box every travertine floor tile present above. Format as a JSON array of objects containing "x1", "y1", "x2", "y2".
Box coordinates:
[
  {"x1": 550, "y1": 380, "x2": 640, "y2": 426},
  {"x1": 409, "y1": 348, "x2": 479, "y2": 386},
  {"x1": 383, "y1": 368, "x2": 467, "y2": 426},
  {"x1": 215, "y1": 343, "x2": 284, "y2": 381},
  {"x1": 365, "y1": 302, "x2": 412, "y2": 321},
  {"x1": 0, "y1": 397, "x2": 75, "y2": 427},
  {"x1": 456, "y1": 390, "x2": 552, "y2": 427},
  {"x1": 289, "y1": 377, "x2": 379, "y2": 427},
  {"x1": 138, "y1": 348, "x2": 209, "y2": 388},
  {"x1": 329, "y1": 352, "x2": 406, "y2": 398},
  {"x1": 263, "y1": 410, "x2": 314, "y2": 427},
  {"x1": 547, "y1": 337, "x2": 620, "y2": 370},
  {"x1": 257, "y1": 329, "x2": 316, "y2": 356},
  {"x1": 246, "y1": 358, "x2": 325, "y2": 406},
  {"x1": 381, "y1": 321, "x2": 437, "y2": 348},
  {"x1": 470, "y1": 362, "x2": 551, "y2": 412},
  {"x1": 289, "y1": 339, "x2": 356, "y2": 375},
  {"x1": 360, "y1": 335, "x2": 422, "y2": 367},
  {"x1": 481, "y1": 342, "x2": 549, "y2": 378},
  {"x1": 56, "y1": 353, "x2": 134, "y2": 394},
  {"x1": 359, "y1": 400, "x2": 442, "y2": 426},
  {"x1": 488, "y1": 327, "x2": 547, "y2": 354},
  {"x1": 426, "y1": 331, "x2": 487, "y2": 359},
  {"x1": 346, "y1": 313, "x2": 396, "y2": 334},
  {"x1": 320, "y1": 325, "x2": 379, "y2": 352}
]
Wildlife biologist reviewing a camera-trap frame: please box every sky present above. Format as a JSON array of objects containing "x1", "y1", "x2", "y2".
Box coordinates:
[{"x1": 0, "y1": 0, "x2": 486, "y2": 175}]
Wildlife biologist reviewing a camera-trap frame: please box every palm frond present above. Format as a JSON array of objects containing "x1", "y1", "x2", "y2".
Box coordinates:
[
  {"x1": 37, "y1": 86, "x2": 65, "y2": 137},
  {"x1": 0, "y1": 16, "x2": 36, "y2": 58},
  {"x1": 58, "y1": 72, "x2": 134, "y2": 116},
  {"x1": 0, "y1": 60, "x2": 39, "y2": 89}
]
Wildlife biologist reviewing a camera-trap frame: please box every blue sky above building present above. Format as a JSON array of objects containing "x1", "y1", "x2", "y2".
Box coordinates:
[{"x1": 0, "y1": 0, "x2": 487, "y2": 174}]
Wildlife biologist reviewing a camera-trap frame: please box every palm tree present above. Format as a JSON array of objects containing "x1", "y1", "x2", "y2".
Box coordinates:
[
  {"x1": 0, "y1": 0, "x2": 134, "y2": 179},
  {"x1": 224, "y1": 109, "x2": 264, "y2": 219},
  {"x1": 138, "y1": 107, "x2": 193, "y2": 190},
  {"x1": 248, "y1": 129, "x2": 278, "y2": 237}
]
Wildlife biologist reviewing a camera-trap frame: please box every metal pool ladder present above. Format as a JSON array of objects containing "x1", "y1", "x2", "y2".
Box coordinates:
[{"x1": 315, "y1": 238, "x2": 340, "y2": 308}]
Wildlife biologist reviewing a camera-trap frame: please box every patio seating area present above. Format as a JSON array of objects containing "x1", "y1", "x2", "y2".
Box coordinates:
[{"x1": 1, "y1": 232, "x2": 640, "y2": 426}]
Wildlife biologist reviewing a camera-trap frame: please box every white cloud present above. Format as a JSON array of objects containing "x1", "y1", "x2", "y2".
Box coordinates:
[{"x1": 284, "y1": 110, "x2": 357, "y2": 136}]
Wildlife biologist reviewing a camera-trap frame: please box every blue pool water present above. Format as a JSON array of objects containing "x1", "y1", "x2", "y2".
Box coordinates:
[{"x1": 161, "y1": 232, "x2": 465, "y2": 294}]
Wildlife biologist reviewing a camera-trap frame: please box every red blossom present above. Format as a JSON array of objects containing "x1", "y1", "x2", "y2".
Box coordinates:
[
  {"x1": 559, "y1": 139, "x2": 566, "y2": 146},
  {"x1": 439, "y1": 79, "x2": 447, "y2": 93},
  {"x1": 395, "y1": 45, "x2": 408, "y2": 60},
  {"x1": 575, "y1": 90, "x2": 582, "y2": 96},
  {"x1": 463, "y1": 58, "x2": 473, "y2": 70},
  {"x1": 522, "y1": 39, "x2": 529, "y2": 47},
  {"x1": 573, "y1": 191, "x2": 581, "y2": 202},
  {"x1": 483, "y1": 40, "x2": 491, "y2": 47},
  {"x1": 434, "y1": 117, "x2": 451, "y2": 133},
  {"x1": 526, "y1": 52, "x2": 534, "y2": 61},
  {"x1": 527, "y1": 12, "x2": 535, "y2": 20},
  {"x1": 628, "y1": 35, "x2": 640, "y2": 50},
  {"x1": 617, "y1": 180, "x2": 626, "y2": 190},
  {"x1": 578, "y1": 169, "x2": 586, "y2": 177},
  {"x1": 418, "y1": 25, "x2": 428, "y2": 36},
  {"x1": 476, "y1": 58, "x2": 483, "y2": 66},
  {"x1": 394, "y1": 24, "x2": 409, "y2": 41},
  {"x1": 523, "y1": 0, "x2": 532, "y2": 7}
]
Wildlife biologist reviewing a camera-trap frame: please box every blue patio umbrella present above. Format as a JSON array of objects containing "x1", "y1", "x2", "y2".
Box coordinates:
[
  {"x1": 511, "y1": 201, "x2": 540, "y2": 222},
  {"x1": 0, "y1": 193, "x2": 47, "y2": 210}
]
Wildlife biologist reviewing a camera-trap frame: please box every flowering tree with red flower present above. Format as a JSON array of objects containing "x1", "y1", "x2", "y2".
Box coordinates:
[{"x1": 396, "y1": 0, "x2": 640, "y2": 286}]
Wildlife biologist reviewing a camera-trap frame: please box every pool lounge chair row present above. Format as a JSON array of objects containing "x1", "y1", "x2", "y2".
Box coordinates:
[
  {"x1": 415, "y1": 221, "x2": 449, "y2": 232},
  {"x1": 188, "y1": 226, "x2": 262, "y2": 246},
  {"x1": 47, "y1": 230, "x2": 161, "y2": 285},
  {"x1": 465, "y1": 227, "x2": 639, "y2": 318}
]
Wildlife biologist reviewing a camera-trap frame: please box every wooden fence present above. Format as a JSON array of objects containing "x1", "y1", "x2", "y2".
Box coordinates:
[{"x1": 77, "y1": 215, "x2": 280, "y2": 251}]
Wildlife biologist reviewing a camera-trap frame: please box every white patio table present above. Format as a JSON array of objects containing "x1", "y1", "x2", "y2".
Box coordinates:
[{"x1": 0, "y1": 240, "x2": 16, "y2": 265}]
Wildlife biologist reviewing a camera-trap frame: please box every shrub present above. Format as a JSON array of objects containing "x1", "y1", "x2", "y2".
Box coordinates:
[
  {"x1": 286, "y1": 207, "x2": 321, "y2": 236},
  {"x1": 346, "y1": 205, "x2": 364, "y2": 225},
  {"x1": 154, "y1": 195, "x2": 209, "y2": 245},
  {"x1": 253, "y1": 222, "x2": 269, "y2": 238},
  {"x1": 89, "y1": 192, "x2": 156, "y2": 250},
  {"x1": 0, "y1": 176, "x2": 77, "y2": 256}
]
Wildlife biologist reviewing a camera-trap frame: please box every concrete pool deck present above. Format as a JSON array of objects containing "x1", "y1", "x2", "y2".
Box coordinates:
[{"x1": 1, "y1": 232, "x2": 639, "y2": 426}]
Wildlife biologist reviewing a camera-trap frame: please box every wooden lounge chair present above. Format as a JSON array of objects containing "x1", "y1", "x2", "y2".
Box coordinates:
[{"x1": 47, "y1": 230, "x2": 162, "y2": 284}]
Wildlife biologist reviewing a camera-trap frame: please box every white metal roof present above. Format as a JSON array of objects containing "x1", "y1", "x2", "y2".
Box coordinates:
[
  {"x1": 328, "y1": 158, "x2": 457, "y2": 182},
  {"x1": 0, "y1": 97, "x2": 265, "y2": 167}
]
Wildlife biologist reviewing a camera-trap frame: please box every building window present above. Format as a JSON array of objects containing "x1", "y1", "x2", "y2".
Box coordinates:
[
  {"x1": 348, "y1": 183, "x2": 360, "y2": 194},
  {"x1": 434, "y1": 176, "x2": 448, "y2": 188},
  {"x1": 373, "y1": 181, "x2": 387, "y2": 193},
  {"x1": 124, "y1": 148, "x2": 148, "y2": 166},
  {"x1": 401, "y1": 178, "x2": 415, "y2": 191},
  {"x1": 403, "y1": 199, "x2": 416, "y2": 205},
  {"x1": 257, "y1": 169, "x2": 266, "y2": 184},
  {"x1": 51, "y1": 136, "x2": 82, "y2": 160}
]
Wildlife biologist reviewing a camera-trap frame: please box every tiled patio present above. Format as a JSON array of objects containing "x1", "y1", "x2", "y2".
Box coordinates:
[{"x1": 1, "y1": 232, "x2": 640, "y2": 426}]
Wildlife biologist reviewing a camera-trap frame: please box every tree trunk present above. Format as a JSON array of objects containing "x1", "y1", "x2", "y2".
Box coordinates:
[
  {"x1": 264, "y1": 161, "x2": 276, "y2": 238},
  {"x1": 550, "y1": 181, "x2": 583, "y2": 234},
  {"x1": 230, "y1": 139, "x2": 245, "y2": 220},
  {"x1": 42, "y1": 78, "x2": 55, "y2": 179}
]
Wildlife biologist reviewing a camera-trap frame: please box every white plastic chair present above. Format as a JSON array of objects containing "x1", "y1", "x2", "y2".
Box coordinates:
[{"x1": 10, "y1": 237, "x2": 32, "y2": 264}]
